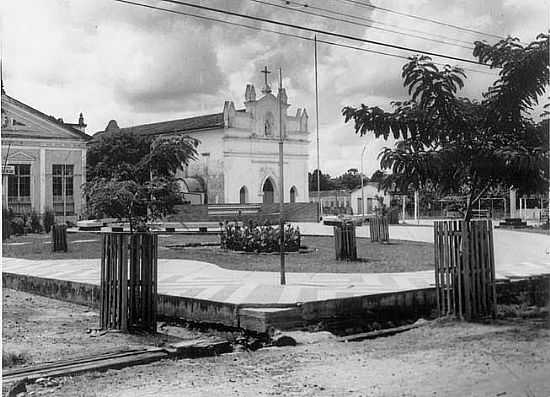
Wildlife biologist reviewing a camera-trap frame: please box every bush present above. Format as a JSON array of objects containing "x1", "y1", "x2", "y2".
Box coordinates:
[
  {"x1": 220, "y1": 221, "x2": 301, "y2": 253},
  {"x1": 43, "y1": 208, "x2": 55, "y2": 233},
  {"x1": 2, "y1": 349, "x2": 31, "y2": 367},
  {"x1": 10, "y1": 217, "x2": 25, "y2": 235},
  {"x1": 30, "y1": 210, "x2": 43, "y2": 233}
]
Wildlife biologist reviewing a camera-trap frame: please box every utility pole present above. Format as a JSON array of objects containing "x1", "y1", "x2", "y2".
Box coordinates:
[
  {"x1": 314, "y1": 35, "x2": 321, "y2": 221},
  {"x1": 360, "y1": 145, "x2": 366, "y2": 217},
  {"x1": 278, "y1": 68, "x2": 286, "y2": 285}
]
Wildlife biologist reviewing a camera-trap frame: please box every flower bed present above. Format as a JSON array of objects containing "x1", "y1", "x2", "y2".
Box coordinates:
[{"x1": 220, "y1": 221, "x2": 301, "y2": 253}]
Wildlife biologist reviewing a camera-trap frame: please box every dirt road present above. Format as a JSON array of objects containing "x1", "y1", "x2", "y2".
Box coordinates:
[{"x1": 6, "y1": 287, "x2": 547, "y2": 397}]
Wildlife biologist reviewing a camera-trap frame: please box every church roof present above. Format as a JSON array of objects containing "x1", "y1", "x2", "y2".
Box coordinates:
[{"x1": 117, "y1": 113, "x2": 224, "y2": 137}]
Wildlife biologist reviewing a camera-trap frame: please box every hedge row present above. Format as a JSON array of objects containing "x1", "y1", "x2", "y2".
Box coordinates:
[{"x1": 220, "y1": 221, "x2": 301, "y2": 253}]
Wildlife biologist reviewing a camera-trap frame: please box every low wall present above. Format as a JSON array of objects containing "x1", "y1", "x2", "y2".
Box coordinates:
[
  {"x1": 260, "y1": 202, "x2": 319, "y2": 223},
  {"x1": 4, "y1": 272, "x2": 548, "y2": 333},
  {"x1": 165, "y1": 202, "x2": 319, "y2": 224}
]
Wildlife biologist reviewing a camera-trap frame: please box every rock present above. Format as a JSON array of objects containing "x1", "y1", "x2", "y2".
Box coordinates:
[
  {"x1": 272, "y1": 335, "x2": 297, "y2": 347},
  {"x1": 277, "y1": 331, "x2": 335, "y2": 345},
  {"x1": 7, "y1": 379, "x2": 26, "y2": 397}
]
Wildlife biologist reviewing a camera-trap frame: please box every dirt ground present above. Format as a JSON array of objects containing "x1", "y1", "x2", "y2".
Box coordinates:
[
  {"x1": 4, "y1": 289, "x2": 550, "y2": 397},
  {"x1": 1, "y1": 288, "x2": 200, "y2": 369}
]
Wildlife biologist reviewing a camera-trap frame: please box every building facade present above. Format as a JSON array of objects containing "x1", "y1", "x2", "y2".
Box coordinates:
[
  {"x1": 97, "y1": 80, "x2": 310, "y2": 205},
  {"x1": 350, "y1": 182, "x2": 392, "y2": 215},
  {"x1": 309, "y1": 189, "x2": 352, "y2": 216},
  {"x1": 1, "y1": 89, "x2": 90, "y2": 222}
]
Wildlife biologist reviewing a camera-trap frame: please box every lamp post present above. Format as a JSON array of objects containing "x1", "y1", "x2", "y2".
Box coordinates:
[
  {"x1": 360, "y1": 144, "x2": 367, "y2": 217},
  {"x1": 278, "y1": 68, "x2": 286, "y2": 286}
]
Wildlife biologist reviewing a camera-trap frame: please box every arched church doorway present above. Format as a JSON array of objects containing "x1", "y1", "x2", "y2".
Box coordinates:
[
  {"x1": 239, "y1": 186, "x2": 248, "y2": 204},
  {"x1": 262, "y1": 178, "x2": 274, "y2": 204},
  {"x1": 290, "y1": 186, "x2": 297, "y2": 203}
]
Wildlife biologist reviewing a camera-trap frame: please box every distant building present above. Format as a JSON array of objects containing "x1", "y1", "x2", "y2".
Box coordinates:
[
  {"x1": 350, "y1": 182, "x2": 391, "y2": 215},
  {"x1": 309, "y1": 189, "x2": 352, "y2": 215},
  {"x1": 95, "y1": 75, "x2": 310, "y2": 205},
  {"x1": 1, "y1": 87, "x2": 90, "y2": 221}
]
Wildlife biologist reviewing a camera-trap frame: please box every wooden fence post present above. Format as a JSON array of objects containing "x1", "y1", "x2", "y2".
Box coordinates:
[
  {"x1": 434, "y1": 219, "x2": 495, "y2": 320},
  {"x1": 334, "y1": 222, "x2": 357, "y2": 261},
  {"x1": 100, "y1": 232, "x2": 157, "y2": 333},
  {"x1": 51, "y1": 224, "x2": 68, "y2": 252}
]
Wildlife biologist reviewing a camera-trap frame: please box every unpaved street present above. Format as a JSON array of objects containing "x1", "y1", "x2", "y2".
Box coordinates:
[{"x1": 7, "y1": 288, "x2": 548, "y2": 397}]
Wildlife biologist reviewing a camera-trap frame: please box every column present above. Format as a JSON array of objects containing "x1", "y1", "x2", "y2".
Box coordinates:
[
  {"x1": 414, "y1": 190, "x2": 419, "y2": 223},
  {"x1": 80, "y1": 148, "x2": 86, "y2": 217},
  {"x1": 509, "y1": 188, "x2": 516, "y2": 218},
  {"x1": 40, "y1": 148, "x2": 46, "y2": 214}
]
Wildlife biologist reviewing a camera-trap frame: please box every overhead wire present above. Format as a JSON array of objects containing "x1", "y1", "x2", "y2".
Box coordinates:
[
  {"x1": 151, "y1": 0, "x2": 488, "y2": 66},
  {"x1": 112, "y1": 0, "x2": 498, "y2": 76},
  {"x1": 335, "y1": 0, "x2": 506, "y2": 41},
  {"x1": 275, "y1": 0, "x2": 474, "y2": 46},
  {"x1": 250, "y1": 0, "x2": 474, "y2": 50}
]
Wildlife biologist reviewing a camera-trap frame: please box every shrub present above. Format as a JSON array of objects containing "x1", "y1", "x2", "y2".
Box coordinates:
[
  {"x1": 10, "y1": 217, "x2": 25, "y2": 235},
  {"x1": 43, "y1": 208, "x2": 55, "y2": 233},
  {"x1": 2, "y1": 348, "x2": 31, "y2": 367},
  {"x1": 30, "y1": 210, "x2": 43, "y2": 233},
  {"x1": 220, "y1": 221, "x2": 301, "y2": 253}
]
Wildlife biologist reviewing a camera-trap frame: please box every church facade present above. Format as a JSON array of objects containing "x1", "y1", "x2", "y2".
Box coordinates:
[{"x1": 99, "y1": 80, "x2": 310, "y2": 205}]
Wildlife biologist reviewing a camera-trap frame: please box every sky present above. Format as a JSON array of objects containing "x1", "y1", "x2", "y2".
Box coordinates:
[{"x1": 1, "y1": 0, "x2": 548, "y2": 178}]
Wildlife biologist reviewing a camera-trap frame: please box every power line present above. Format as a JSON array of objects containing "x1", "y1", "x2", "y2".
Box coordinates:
[
  {"x1": 278, "y1": 0, "x2": 474, "y2": 47},
  {"x1": 336, "y1": 0, "x2": 505, "y2": 41},
  {"x1": 154, "y1": 0, "x2": 487, "y2": 66},
  {"x1": 112, "y1": 0, "x2": 497, "y2": 76},
  {"x1": 250, "y1": 0, "x2": 474, "y2": 50}
]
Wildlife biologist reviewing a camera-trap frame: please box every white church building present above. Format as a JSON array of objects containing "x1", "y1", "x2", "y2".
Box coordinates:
[{"x1": 98, "y1": 75, "x2": 310, "y2": 205}]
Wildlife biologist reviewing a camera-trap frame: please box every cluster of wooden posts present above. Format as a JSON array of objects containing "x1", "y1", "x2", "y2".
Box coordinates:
[
  {"x1": 333, "y1": 216, "x2": 390, "y2": 261},
  {"x1": 369, "y1": 216, "x2": 389, "y2": 242},
  {"x1": 100, "y1": 232, "x2": 158, "y2": 332},
  {"x1": 51, "y1": 224, "x2": 68, "y2": 252},
  {"x1": 333, "y1": 222, "x2": 358, "y2": 261},
  {"x1": 434, "y1": 219, "x2": 497, "y2": 320}
]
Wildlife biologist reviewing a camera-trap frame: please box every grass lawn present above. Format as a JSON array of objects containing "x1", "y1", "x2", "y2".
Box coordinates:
[{"x1": 2, "y1": 232, "x2": 434, "y2": 273}]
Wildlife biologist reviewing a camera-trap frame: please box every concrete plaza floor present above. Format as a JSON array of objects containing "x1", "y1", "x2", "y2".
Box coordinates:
[{"x1": 2, "y1": 224, "x2": 549, "y2": 306}]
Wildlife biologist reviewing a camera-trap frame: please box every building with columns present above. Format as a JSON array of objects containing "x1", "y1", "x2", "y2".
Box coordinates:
[
  {"x1": 96, "y1": 74, "x2": 310, "y2": 205},
  {"x1": 1, "y1": 87, "x2": 90, "y2": 221}
]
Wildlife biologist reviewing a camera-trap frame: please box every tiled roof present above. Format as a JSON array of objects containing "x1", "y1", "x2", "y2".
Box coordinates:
[
  {"x1": 118, "y1": 113, "x2": 225, "y2": 137},
  {"x1": 1, "y1": 93, "x2": 92, "y2": 141}
]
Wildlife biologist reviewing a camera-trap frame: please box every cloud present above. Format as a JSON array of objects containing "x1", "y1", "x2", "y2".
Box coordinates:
[{"x1": 2, "y1": 0, "x2": 547, "y2": 174}]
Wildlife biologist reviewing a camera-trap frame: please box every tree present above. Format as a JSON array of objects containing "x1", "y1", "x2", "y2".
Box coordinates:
[
  {"x1": 308, "y1": 169, "x2": 338, "y2": 191},
  {"x1": 85, "y1": 131, "x2": 198, "y2": 231},
  {"x1": 343, "y1": 34, "x2": 548, "y2": 221},
  {"x1": 334, "y1": 168, "x2": 367, "y2": 190}
]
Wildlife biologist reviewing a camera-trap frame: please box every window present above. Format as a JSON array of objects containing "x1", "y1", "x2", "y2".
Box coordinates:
[
  {"x1": 264, "y1": 112, "x2": 274, "y2": 136},
  {"x1": 8, "y1": 164, "x2": 31, "y2": 213},
  {"x1": 52, "y1": 164, "x2": 75, "y2": 216},
  {"x1": 239, "y1": 186, "x2": 248, "y2": 204},
  {"x1": 290, "y1": 186, "x2": 297, "y2": 203}
]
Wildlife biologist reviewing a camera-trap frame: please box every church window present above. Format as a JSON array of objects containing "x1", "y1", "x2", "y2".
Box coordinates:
[
  {"x1": 290, "y1": 186, "x2": 297, "y2": 203},
  {"x1": 262, "y1": 178, "x2": 274, "y2": 204},
  {"x1": 239, "y1": 186, "x2": 248, "y2": 204},
  {"x1": 52, "y1": 164, "x2": 75, "y2": 216},
  {"x1": 264, "y1": 112, "x2": 274, "y2": 136}
]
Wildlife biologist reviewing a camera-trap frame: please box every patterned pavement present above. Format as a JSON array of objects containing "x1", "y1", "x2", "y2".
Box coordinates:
[{"x1": 2, "y1": 224, "x2": 549, "y2": 306}]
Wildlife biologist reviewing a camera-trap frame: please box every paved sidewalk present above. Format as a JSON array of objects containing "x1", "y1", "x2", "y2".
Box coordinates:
[
  {"x1": 295, "y1": 223, "x2": 550, "y2": 277},
  {"x1": 2, "y1": 225, "x2": 549, "y2": 306}
]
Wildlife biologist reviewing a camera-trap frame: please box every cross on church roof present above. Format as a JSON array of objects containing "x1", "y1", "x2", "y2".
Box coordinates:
[{"x1": 261, "y1": 65, "x2": 272, "y2": 94}]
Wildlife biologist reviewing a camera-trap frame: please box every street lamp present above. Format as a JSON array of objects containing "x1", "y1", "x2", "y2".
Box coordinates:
[{"x1": 360, "y1": 144, "x2": 367, "y2": 218}]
